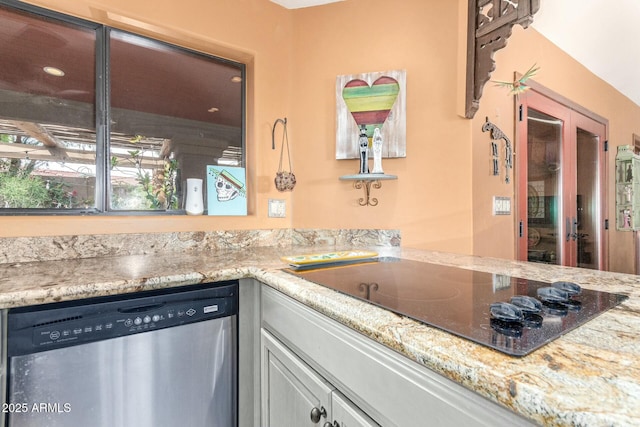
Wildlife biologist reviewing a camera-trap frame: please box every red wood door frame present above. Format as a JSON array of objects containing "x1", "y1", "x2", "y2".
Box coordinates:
[
  {"x1": 516, "y1": 88, "x2": 608, "y2": 270},
  {"x1": 572, "y1": 111, "x2": 608, "y2": 270}
]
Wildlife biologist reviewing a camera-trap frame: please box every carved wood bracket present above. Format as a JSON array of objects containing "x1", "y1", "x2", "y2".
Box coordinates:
[{"x1": 465, "y1": 0, "x2": 540, "y2": 118}]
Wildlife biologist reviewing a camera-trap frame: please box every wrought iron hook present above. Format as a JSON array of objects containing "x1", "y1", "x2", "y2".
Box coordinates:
[{"x1": 271, "y1": 117, "x2": 287, "y2": 150}]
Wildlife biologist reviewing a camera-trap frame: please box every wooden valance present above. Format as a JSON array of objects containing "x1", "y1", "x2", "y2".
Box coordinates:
[{"x1": 465, "y1": 0, "x2": 540, "y2": 118}]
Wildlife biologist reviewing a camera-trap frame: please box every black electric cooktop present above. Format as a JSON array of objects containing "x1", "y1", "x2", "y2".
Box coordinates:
[{"x1": 283, "y1": 257, "x2": 628, "y2": 356}]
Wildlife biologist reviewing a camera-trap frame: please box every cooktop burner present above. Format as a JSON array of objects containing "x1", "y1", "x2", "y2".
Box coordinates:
[{"x1": 283, "y1": 257, "x2": 628, "y2": 356}]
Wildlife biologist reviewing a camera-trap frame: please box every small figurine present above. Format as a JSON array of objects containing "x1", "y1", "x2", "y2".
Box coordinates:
[
  {"x1": 624, "y1": 185, "x2": 633, "y2": 203},
  {"x1": 371, "y1": 128, "x2": 384, "y2": 174},
  {"x1": 624, "y1": 209, "x2": 632, "y2": 228},
  {"x1": 358, "y1": 125, "x2": 369, "y2": 174}
]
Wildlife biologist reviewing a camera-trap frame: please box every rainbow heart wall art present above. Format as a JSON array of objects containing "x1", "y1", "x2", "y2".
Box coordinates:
[{"x1": 336, "y1": 69, "x2": 406, "y2": 160}]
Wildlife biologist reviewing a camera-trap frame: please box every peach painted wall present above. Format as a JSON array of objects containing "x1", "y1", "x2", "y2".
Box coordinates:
[
  {"x1": 7, "y1": 1, "x2": 633, "y2": 273},
  {"x1": 3, "y1": 0, "x2": 476, "y2": 255},
  {"x1": 2, "y1": 0, "x2": 296, "y2": 236},
  {"x1": 472, "y1": 25, "x2": 640, "y2": 274},
  {"x1": 288, "y1": 0, "x2": 474, "y2": 254}
]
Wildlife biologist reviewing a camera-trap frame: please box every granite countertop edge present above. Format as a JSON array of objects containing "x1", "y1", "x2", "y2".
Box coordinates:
[{"x1": 1, "y1": 245, "x2": 639, "y2": 426}]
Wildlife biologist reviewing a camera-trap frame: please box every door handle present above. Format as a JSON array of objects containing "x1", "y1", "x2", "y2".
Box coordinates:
[{"x1": 566, "y1": 217, "x2": 578, "y2": 241}]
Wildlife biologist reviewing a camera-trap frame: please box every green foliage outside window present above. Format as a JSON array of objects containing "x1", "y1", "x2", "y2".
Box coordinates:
[{"x1": 0, "y1": 159, "x2": 75, "y2": 209}]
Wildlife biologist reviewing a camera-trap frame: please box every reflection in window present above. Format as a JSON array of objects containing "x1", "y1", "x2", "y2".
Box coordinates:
[
  {"x1": 0, "y1": 5, "x2": 96, "y2": 209},
  {"x1": 108, "y1": 30, "x2": 244, "y2": 211},
  {"x1": 0, "y1": 4, "x2": 245, "y2": 213}
]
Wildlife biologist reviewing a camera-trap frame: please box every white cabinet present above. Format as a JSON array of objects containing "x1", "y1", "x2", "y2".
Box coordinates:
[
  {"x1": 331, "y1": 391, "x2": 379, "y2": 427},
  {"x1": 615, "y1": 145, "x2": 640, "y2": 230},
  {"x1": 261, "y1": 329, "x2": 379, "y2": 427},
  {"x1": 261, "y1": 285, "x2": 534, "y2": 427},
  {"x1": 262, "y1": 330, "x2": 332, "y2": 426}
]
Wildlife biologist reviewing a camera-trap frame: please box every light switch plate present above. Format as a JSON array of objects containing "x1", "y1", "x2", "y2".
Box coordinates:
[
  {"x1": 492, "y1": 273, "x2": 511, "y2": 290},
  {"x1": 493, "y1": 196, "x2": 511, "y2": 215},
  {"x1": 268, "y1": 199, "x2": 286, "y2": 218}
]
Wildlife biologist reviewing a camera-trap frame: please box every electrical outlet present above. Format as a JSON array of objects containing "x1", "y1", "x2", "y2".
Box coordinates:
[
  {"x1": 493, "y1": 196, "x2": 511, "y2": 215},
  {"x1": 268, "y1": 199, "x2": 286, "y2": 218}
]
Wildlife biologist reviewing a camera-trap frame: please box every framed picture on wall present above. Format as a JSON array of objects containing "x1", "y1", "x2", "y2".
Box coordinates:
[
  {"x1": 336, "y1": 69, "x2": 406, "y2": 160},
  {"x1": 206, "y1": 166, "x2": 247, "y2": 216}
]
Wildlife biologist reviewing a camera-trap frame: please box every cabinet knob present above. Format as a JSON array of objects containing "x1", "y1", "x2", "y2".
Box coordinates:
[
  {"x1": 323, "y1": 422, "x2": 336, "y2": 427},
  {"x1": 310, "y1": 406, "x2": 327, "y2": 423}
]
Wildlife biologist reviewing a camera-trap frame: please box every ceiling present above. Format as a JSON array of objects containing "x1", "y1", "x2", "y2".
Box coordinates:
[
  {"x1": 0, "y1": 5, "x2": 244, "y2": 130},
  {"x1": 529, "y1": 0, "x2": 639, "y2": 107},
  {"x1": 0, "y1": 4, "x2": 245, "y2": 169},
  {"x1": 270, "y1": 0, "x2": 343, "y2": 8},
  {"x1": 2, "y1": 0, "x2": 635, "y2": 126}
]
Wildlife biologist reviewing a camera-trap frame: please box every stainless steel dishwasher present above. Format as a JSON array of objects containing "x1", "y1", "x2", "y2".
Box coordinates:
[{"x1": 5, "y1": 280, "x2": 238, "y2": 427}]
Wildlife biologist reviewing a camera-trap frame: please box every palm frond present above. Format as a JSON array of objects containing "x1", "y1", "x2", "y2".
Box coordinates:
[
  {"x1": 519, "y1": 63, "x2": 540, "y2": 83},
  {"x1": 491, "y1": 63, "x2": 540, "y2": 95}
]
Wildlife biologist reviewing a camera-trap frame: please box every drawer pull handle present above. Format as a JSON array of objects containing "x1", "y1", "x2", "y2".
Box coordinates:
[{"x1": 310, "y1": 406, "x2": 327, "y2": 423}]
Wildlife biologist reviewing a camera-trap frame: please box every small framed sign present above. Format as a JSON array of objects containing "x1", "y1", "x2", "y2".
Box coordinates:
[{"x1": 206, "y1": 166, "x2": 247, "y2": 216}]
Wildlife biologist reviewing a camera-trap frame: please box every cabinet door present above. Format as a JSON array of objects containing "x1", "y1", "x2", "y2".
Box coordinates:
[
  {"x1": 261, "y1": 330, "x2": 333, "y2": 427},
  {"x1": 332, "y1": 391, "x2": 380, "y2": 427}
]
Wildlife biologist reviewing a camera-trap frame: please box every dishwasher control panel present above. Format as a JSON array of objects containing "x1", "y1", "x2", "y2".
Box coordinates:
[
  {"x1": 7, "y1": 281, "x2": 238, "y2": 357},
  {"x1": 32, "y1": 298, "x2": 229, "y2": 348}
]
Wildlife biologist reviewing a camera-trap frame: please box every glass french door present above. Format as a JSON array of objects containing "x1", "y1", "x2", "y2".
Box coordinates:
[{"x1": 517, "y1": 90, "x2": 608, "y2": 270}]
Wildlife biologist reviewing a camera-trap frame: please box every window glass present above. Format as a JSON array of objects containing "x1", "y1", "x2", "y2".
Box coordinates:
[
  {"x1": 0, "y1": 4, "x2": 246, "y2": 214},
  {"x1": 108, "y1": 30, "x2": 244, "y2": 211},
  {"x1": 0, "y1": 5, "x2": 96, "y2": 209}
]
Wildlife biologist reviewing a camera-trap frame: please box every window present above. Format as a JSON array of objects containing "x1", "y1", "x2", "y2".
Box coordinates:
[
  {"x1": 0, "y1": 5, "x2": 97, "y2": 210},
  {"x1": 0, "y1": 1, "x2": 245, "y2": 214}
]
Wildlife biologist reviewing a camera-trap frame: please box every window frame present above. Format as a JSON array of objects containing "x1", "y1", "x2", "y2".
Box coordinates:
[{"x1": 0, "y1": 0, "x2": 246, "y2": 216}]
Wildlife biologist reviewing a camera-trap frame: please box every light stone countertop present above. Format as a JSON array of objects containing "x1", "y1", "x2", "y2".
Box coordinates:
[{"x1": 0, "y1": 245, "x2": 639, "y2": 426}]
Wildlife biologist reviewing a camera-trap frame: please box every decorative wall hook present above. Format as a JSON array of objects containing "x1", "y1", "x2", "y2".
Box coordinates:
[
  {"x1": 272, "y1": 117, "x2": 296, "y2": 191},
  {"x1": 272, "y1": 118, "x2": 287, "y2": 150},
  {"x1": 482, "y1": 117, "x2": 512, "y2": 184}
]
